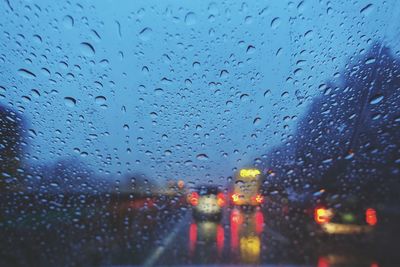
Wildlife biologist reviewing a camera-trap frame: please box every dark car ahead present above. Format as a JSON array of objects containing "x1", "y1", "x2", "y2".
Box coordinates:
[
  {"x1": 305, "y1": 190, "x2": 378, "y2": 237},
  {"x1": 187, "y1": 185, "x2": 226, "y2": 221}
]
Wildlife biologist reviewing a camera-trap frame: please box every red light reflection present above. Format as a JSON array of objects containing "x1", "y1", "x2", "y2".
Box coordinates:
[
  {"x1": 216, "y1": 224, "x2": 224, "y2": 255},
  {"x1": 230, "y1": 209, "x2": 243, "y2": 250},
  {"x1": 189, "y1": 223, "x2": 197, "y2": 255},
  {"x1": 255, "y1": 210, "x2": 264, "y2": 234}
]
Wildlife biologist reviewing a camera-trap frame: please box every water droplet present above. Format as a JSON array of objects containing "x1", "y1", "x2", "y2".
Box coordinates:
[
  {"x1": 185, "y1": 12, "x2": 197, "y2": 25},
  {"x1": 31, "y1": 89, "x2": 40, "y2": 97},
  {"x1": 95, "y1": 96, "x2": 106, "y2": 105},
  {"x1": 365, "y1": 57, "x2": 376, "y2": 64},
  {"x1": 139, "y1": 27, "x2": 152, "y2": 41},
  {"x1": 196, "y1": 154, "x2": 209, "y2": 160},
  {"x1": 28, "y1": 129, "x2": 37, "y2": 137},
  {"x1": 369, "y1": 94, "x2": 384, "y2": 105},
  {"x1": 80, "y1": 42, "x2": 95, "y2": 57},
  {"x1": 64, "y1": 97, "x2": 76, "y2": 107},
  {"x1": 270, "y1": 17, "x2": 281, "y2": 29},
  {"x1": 63, "y1": 15, "x2": 74, "y2": 28},
  {"x1": 240, "y1": 93, "x2": 249, "y2": 101},
  {"x1": 220, "y1": 69, "x2": 229, "y2": 78},
  {"x1": 253, "y1": 117, "x2": 261, "y2": 126},
  {"x1": 360, "y1": 4, "x2": 374, "y2": 16},
  {"x1": 244, "y1": 16, "x2": 253, "y2": 24},
  {"x1": 18, "y1": 68, "x2": 36, "y2": 79},
  {"x1": 115, "y1": 20, "x2": 122, "y2": 38},
  {"x1": 154, "y1": 88, "x2": 164, "y2": 96},
  {"x1": 246, "y1": 45, "x2": 256, "y2": 54},
  {"x1": 99, "y1": 59, "x2": 109, "y2": 67},
  {"x1": 33, "y1": 34, "x2": 42, "y2": 44}
]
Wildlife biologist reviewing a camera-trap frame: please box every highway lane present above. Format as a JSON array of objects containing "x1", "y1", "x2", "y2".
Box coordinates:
[
  {"x1": 2, "y1": 194, "x2": 398, "y2": 267},
  {"x1": 145, "y1": 207, "x2": 385, "y2": 267},
  {"x1": 148, "y1": 208, "x2": 305, "y2": 266}
]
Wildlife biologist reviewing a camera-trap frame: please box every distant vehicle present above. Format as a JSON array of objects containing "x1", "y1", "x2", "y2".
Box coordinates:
[
  {"x1": 189, "y1": 220, "x2": 225, "y2": 257},
  {"x1": 187, "y1": 185, "x2": 226, "y2": 221},
  {"x1": 231, "y1": 168, "x2": 264, "y2": 207},
  {"x1": 309, "y1": 190, "x2": 378, "y2": 236}
]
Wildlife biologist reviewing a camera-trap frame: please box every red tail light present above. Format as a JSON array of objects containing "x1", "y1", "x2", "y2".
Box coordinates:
[
  {"x1": 366, "y1": 208, "x2": 377, "y2": 226},
  {"x1": 314, "y1": 207, "x2": 332, "y2": 224},
  {"x1": 255, "y1": 194, "x2": 264, "y2": 204},
  {"x1": 217, "y1": 192, "x2": 225, "y2": 207},
  {"x1": 231, "y1": 193, "x2": 240, "y2": 204},
  {"x1": 189, "y1": 192, "x2": 199, "y2": 206}
]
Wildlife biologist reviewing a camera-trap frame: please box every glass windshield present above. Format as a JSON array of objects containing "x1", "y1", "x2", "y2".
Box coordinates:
[{"x1": 1, "y1": 1, "x2": 399, "y2": 266}]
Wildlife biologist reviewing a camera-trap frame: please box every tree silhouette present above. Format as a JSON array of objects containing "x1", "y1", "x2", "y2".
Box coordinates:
[
  {"x1": 262, "y1": 42, "x2": 400, "y2": 202},
  {"x1": 0, "y1": 105, "x2": 26, "y2": 193}
]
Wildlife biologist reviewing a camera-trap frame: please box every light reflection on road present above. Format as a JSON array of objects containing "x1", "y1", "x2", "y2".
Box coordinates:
[
  {"x1": 189, "y1": 207, "x2": 264, "y2": 264},
  {"x1": 231, "y1": 208, "x2": 264, "y2": 264}
]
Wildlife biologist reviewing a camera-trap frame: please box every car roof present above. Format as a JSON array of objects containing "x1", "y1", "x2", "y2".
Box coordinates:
[{"x1": 192, "y1": 185, "x2": 222, "y2": 195}]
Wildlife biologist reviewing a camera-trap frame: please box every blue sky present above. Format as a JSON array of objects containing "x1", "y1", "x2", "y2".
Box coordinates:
[{"x1": 1, "y1": 0, "x2": 399, "y2": 184}]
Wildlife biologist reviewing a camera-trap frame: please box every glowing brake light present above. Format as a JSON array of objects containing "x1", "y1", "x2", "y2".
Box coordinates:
[
  {"x1": 255, "y1": 194, "x2": 264, "y2": 204},
  {"x1": 231, "y1": 193, "x2": 240, "y2": 204},
  {"x1": 189, "y1": 192, "x2": 199, "y2": 206},
  {"x1": 314, "y1": 207, "x2": 333, "y2": 224},
  {"x1": 366, "y1": 208, "x2": 377, "y2": 226},
  {"x1": 217, "y1": 192, "x2": 226, "y2": 207}
]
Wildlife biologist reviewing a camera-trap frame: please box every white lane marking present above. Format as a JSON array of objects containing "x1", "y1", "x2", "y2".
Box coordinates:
[
  {"x1": 143, "y1": 212, "x2": 190, "y2": 267},
  {"x1": 263, "y1": 224, "x2": 290, "y2": 244}
]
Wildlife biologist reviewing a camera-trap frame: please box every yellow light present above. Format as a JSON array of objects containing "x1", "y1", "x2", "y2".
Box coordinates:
[
  {"x1": 239, "y1": 169, "x2": 261, "y2": 178},
  {"x1": 232, "y1": 193, "x2": 240, "y2": 202},
  {"x1": 255, "y1": 194, "x2": 264, "y2": 204},
  {"x1": 240, "y1": 236, "x2": 260, "y2": 263}
]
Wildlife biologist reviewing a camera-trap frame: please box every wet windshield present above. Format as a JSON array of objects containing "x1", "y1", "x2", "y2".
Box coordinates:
[{"x1": 1, "y1": 1, "x2": 399, "y2": 266}]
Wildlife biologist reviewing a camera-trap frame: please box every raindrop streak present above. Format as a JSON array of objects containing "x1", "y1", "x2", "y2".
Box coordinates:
[
  {"x1": 116, "y1": 20, "x2": 122, "y2": 38},
  {"x1": 18, "y1": 68, "x2": 36, "y2": 79},
  {"x1": 64, "y1": 97, "x2": 76, "y2": 107},
  {"x1": 80, "y1": 42, "x2": 95, "y2": 56}
]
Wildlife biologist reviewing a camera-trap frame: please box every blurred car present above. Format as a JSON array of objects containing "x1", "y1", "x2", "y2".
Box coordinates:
[
  {"x1": 189, "y1": 220, "x2": 225, "y2": 258},
  {"x1": 231, "y1": 168, "x2": 264, "y2": 207},
  {"x1": 308, "y1": 190, "x2": 378, "y2": 237},
  {"x1": 187, "y1": 185, "x2": 226, "y2": 221}
]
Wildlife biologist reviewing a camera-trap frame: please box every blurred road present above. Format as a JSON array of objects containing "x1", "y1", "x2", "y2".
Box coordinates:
[
  {"x1": 1, "y1": 193, "x2": 399, "y2": 267},
  {"x1": 144, "y1": 208, "x2": 385, "y2": 267}
]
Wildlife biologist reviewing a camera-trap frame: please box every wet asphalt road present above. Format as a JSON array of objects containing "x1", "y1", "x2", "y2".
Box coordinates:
[
  {"x1": 141, "y1": 207, "x2": 393, "y2": 267},
  {"x1": 1, "y1": 194, "x2": 399, "y2": 267}
]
